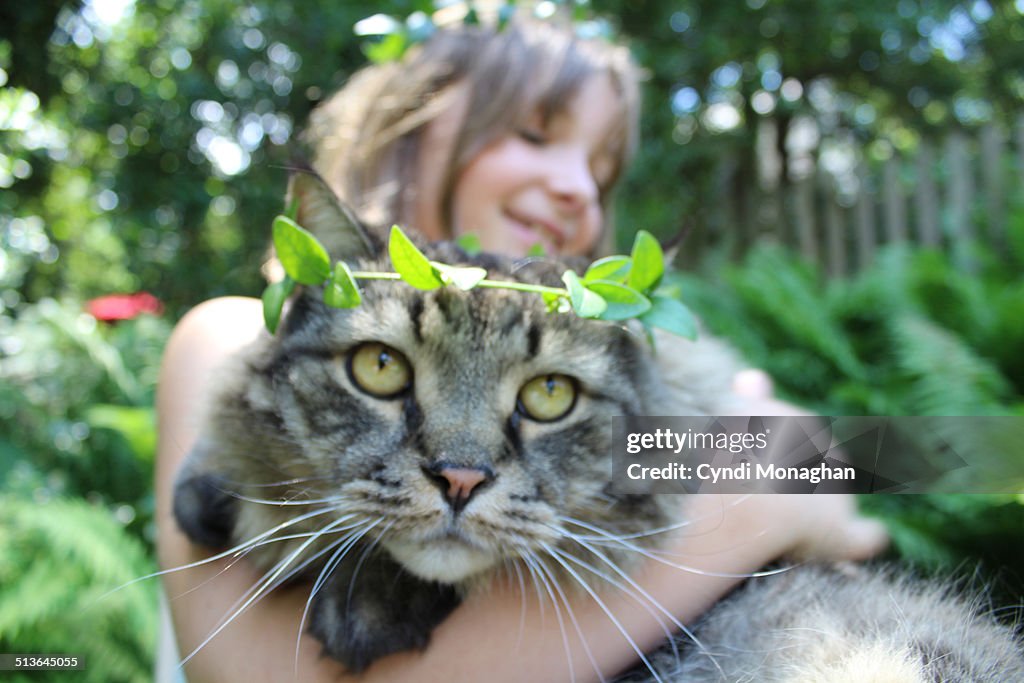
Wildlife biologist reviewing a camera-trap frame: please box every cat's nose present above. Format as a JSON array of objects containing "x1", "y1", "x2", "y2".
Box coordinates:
[{"x1": 422, "y1": 462, "x2": 495, "y2": 512}]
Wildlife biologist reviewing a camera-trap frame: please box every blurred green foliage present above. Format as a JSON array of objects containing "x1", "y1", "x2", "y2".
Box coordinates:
[
  {"x1": 679, "y1": 234, "x2": 1024, "y2": 600},
  {"x1": 0, "y1": 496, "x2": 157, "y2": 683},
  {"x1": 2, "y1": 0, "x2": 1023, "y2": 315},
  {"x1": 1, "y1": 0, "x2": 1023, "y2": 678},
  {"x1": 680, "y1": 237, "x2": 1024, "y2": 416}
]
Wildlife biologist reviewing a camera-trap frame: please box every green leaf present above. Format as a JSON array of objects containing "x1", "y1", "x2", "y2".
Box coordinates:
[
  {"x1": 324, "y1": 262, "x2": 362, "y2": 308},
  {"x1": 364, "y1": 31, "x2": 408, "y2": 64},
  {"x1": 273, "y1": 215, "x2": 331, "y2": 285},
  {"x1": 433, "y1": 263, "x2": 488, "y2": 291},
  {"x1": 455, "y1": 233, "x2": 482, "y2": 255},
  {"x1": 284, "y1": 196, "x2": 299, "y2": 221},
  {"x1": 542, "y1": 291, "x2": 569, "y2": 313},
  {"x1": 584, "y1": 255, "x2": 632, "y2": 284},
  {"x1": 526, "y1": 242, "x2": 547, "y2": 257},
  {"x1": 497, "y1": 3, "x2": 515, "y2": 30},
  {"x1": 85, "y1": 405, "x2": 156, "y2": 463},
  {"x1": 388, "y1": 225, "x2": 443, "y2": 290},
  {"x1": 262, "y1": 276, "x2": 295, "y2": 333},
  {"x1": 628, "y1": 230, "x2": 664, "y2": 293},
  {"x1": 640, "y1": 295, "x2": 698, "y2": 340},
  {"x1": 585, "y1": 280, "x2": 651, "y2": 321},
  {"x1": 562, "y1": 270, "x2": 607, "y2": 318}
]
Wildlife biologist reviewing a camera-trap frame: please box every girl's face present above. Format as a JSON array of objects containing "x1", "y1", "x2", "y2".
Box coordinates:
[{"x1": 414, "y1": 74, "x2": 623, "y2": 257}]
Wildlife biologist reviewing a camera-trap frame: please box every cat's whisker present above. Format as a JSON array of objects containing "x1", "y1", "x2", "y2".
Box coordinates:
[
  {"x1": 104, "y1": 507, "x2": 342, "y2": 602},
  {"x1": 294, "y1": 517, "x2": 387, "y2": 674},
  {"x1": 528, "y1": 550, "x2": 609, "y2": 683},
  {"x1": 170, "y1": 524, "x2": 368, "y2": 604},
  {"x1": 553, "y1": 516, "x2": 790, "y2": 580},
  {"x1": 250, "y1": 518, "x2": 374, "y2": 604},
  {"x1": 189, "y1": 522, "x2": 372, "y2": 675},
  {"x1": 216, "y1": 475, "x2": 323, "y2": 489},
  {"x1": 518, "y1": 552, "x2": 547, "y2": 623},
  {"x1": 492, "y1": 557, "x2": 525, "y2": 648},
  {"x1": 547, "y1": 542, "x2": 685, "y2": 661},
  {"x1": 558, "y1": 514, "x2": 698, "y2": 543},
  {"x1": 550, "y1": 547, "x2": 683, "y2": 671},
  {"x1": 308, "y1": 518, "x2": 384, "y2": 606},
  {"x1": 547, "y1": 542, "x2": 731, "y2": 680},
  {"x1": 225, "y1": 491, "x2": 351, "y2": 507},
  {"x1": 246, "y1": 521, "x2": 371, "y2": 625},
  {"x1": 179, "y1": 514, "x2": 359, "y2": 669},
  {"x1": 345, "y1": 519, "x2": 393, "y2": 613},
  {"x1": 559, "y1": 495, "x2": 761, "y2": 545},
  {"x1": 518, "y1": 551, "x2": 580, "y2": 683},
  {"x1": 539, "y1": 541, "x2": 664, "y2": 683},
  {"x1": 509, "y1": 558, "x2": 529, "y2": 651},
  {"x1": 203, "y1": 516, "x2": 362, "y2": 631}
]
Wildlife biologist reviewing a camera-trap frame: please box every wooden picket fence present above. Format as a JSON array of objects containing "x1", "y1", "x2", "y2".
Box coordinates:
[{"x1": 699, "y1": 115, "x2": 1024, "y2": 276}]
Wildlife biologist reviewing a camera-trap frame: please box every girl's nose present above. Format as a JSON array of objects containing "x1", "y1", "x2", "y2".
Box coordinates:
[{"x1": 546, "y1": 146, "x2": 599, "y2": 212}]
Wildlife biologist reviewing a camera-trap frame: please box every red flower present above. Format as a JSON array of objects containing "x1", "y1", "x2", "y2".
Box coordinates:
[{"x1": 87, "y1": 292, "x2": 164, "y2": 322}]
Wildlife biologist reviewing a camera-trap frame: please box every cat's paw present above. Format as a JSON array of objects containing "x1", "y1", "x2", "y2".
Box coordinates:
[
  {"x1": 172, "y1": 472, "x2": 238, "y2": 548},
  {"x1": 309, "y1": 551, "x2": 460, "y2": 672}
]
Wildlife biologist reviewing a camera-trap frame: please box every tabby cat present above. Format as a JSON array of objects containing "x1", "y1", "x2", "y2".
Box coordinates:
[{"x1": 173, "y1": 173, "x2": 1024, "y2": 681}]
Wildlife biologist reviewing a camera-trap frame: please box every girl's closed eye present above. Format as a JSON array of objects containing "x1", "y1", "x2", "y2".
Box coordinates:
[{"x1": 516, "y1": 126, "x2": 548, "y2": 146}]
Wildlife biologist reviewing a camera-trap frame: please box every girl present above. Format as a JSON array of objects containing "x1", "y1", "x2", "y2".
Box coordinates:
[
  {"x1": 155, "y1": 11, "x2": 886, "y2": 682},
  {"x1": 304, "y1": 14, "x2": 636, "y2": 258}
]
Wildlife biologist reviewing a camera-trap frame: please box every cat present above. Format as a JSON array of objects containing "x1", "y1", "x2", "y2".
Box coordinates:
[{"x1": 173, "y1": 173, "x2": 1024, "y2": 681}]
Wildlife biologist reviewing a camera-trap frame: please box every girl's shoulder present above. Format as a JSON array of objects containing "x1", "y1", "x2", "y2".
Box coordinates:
[{"x1": 162, "y1": 296, "x2": 265, "y2": 379}]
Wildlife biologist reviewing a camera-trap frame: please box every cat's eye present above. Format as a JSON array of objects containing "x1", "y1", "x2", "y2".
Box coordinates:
[
  {"x1": 517, "y1": 374, "x2": 577, "y2": 422},
  {"x1": 347, "y1": 343, "x2": 412, "y2": 398}
]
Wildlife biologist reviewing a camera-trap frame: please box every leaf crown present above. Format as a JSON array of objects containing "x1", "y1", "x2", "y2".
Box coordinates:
[
  {"x1": 262, "y1": 197, "x2": 698, "y2": 344},
  {"x1": 355, "y1": 0, "x2": 615, "y2": 64}
]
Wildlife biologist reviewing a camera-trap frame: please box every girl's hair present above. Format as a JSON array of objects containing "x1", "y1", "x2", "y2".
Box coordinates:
[{"x1": 305, "y1": 15, "x2": 641, "y2": 252}]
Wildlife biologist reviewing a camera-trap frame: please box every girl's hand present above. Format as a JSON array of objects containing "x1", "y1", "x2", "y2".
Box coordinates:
[
  {"x1": 717, "y1": 368, "x2": 889, "y2": 563},
  {"x1": 675, "y1": 494, "x2": 888, "y2": 567}
]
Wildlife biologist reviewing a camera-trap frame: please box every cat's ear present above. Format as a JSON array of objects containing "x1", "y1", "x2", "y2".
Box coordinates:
[
  {"x1": 286, "y1": 170, "x2": 380, "y2": 261},
  {"x1": 661, "y1": 216, "x2": 697, "y2": 267}
]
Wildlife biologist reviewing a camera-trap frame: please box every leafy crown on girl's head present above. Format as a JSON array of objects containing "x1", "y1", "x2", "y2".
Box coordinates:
[
  {"x1": 354, "y1": 1, "x2": 618, "y2": 65},
  {"x1": 262, "y1": 171, "x2": 697, "y2": 343}
]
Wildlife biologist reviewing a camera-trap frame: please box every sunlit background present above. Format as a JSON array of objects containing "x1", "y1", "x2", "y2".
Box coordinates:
[{"x1": 1, "y1": 1, "x2": 1023, "y2": 681}]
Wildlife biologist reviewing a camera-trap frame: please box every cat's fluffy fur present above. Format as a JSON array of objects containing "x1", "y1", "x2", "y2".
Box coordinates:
[{"x1": 173, "y1": 173, "x2": 1023, "y2": 680}]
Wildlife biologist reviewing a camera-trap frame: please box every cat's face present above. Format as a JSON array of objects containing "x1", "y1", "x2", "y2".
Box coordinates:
[
  {"x1": 178, "y1": 174, "x2": 712, "y2": 590},
  {"x1": 241, "y1": 247, "x2": 664, "y2": 583}
]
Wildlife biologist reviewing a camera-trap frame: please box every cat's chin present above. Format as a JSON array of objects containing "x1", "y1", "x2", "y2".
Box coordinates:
[{"x1": 384, "y1": 537, "x2": 497, "y2": 584}]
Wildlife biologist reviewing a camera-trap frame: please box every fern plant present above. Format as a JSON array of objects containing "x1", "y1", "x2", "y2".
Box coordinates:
[
  {"x1": 677, "y1": 238, "x2": 1024, "y2": 582},
  {"x1": 0, "y1": 496, "x2": 157, "y2": 683}
]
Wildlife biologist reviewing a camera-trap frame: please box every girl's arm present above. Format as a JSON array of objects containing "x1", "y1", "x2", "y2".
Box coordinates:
[{"x1": 156, "y1": 297, "x2": 887, "y2": 683}]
